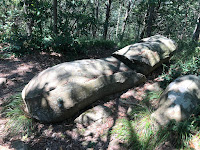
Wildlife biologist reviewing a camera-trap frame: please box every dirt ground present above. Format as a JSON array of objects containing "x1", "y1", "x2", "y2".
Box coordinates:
[{"x1": 0, "y1": 46, "x2": 171, "y2": 150}]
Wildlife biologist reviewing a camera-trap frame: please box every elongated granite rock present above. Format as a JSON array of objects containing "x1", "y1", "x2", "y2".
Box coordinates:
[{"x1": 22, "y1": 57, "x2": 146, "y2": 122}]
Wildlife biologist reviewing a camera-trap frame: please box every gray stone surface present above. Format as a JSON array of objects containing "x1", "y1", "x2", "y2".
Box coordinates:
[
  {"x1": 74, "y1": 105, "x2": 112, "y2": 125},
  {"x1": 112, "y1": 35, "x2": 176, "y2": 75},
  {"x1": 22, "y1": 56, "x2": 146, "y2": 123},
  {"x1": 151, "y1": 75, "x2": 200, "y2": 126}
]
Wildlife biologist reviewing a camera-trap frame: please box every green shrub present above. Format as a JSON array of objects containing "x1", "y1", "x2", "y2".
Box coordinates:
[
  {"x1": 117, "y1": 39, "x2": 137, "y2": 49},
  {"x1": 4, "y1": 34, "x2": 43, "y2": 56},
  {"x1": 75, "y1": 39, "x2": 116, "y2": 50},
  {"x1": 51, "y1": 33, "x2": 73, "y2": 53}
]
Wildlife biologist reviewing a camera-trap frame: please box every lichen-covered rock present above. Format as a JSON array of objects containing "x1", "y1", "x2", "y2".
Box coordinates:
[
  {"x1": 151, "y1": 75, "x2": 200, "y2": 126},
  {"x1": 112, "y1": 35, "x2": 177, "y2": 75},
  {"x1": 22, "y1": 56, "x2": 146, "y2": 123}
]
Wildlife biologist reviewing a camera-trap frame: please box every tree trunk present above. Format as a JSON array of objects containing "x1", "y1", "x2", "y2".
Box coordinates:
[
  {"x1": 140, "y1": 0, "x2": 161, "y2": 39},
  {"x1": 95, "y1": 0, "x2": 99, "y2": 21},
  {"x1": 115, "y1": 2, "x2": 122, "y2": 38},
  {"x1": 103, "y1": 0, "x2": 112, "y2": 40},
  {"x1": 70, "y1": 1, "x2": 89, "y2": 35},
  {"x1": 53, "y1": 0, "x2": 58, "y2": 34},
  {"x1": 193, "y1": 13, "x2": 200, "y2": 41},
  {"x1": 92, "y1": 0, "x2": 99, "y2": 38},
  {"x1": 23, "y1": 0, "x2": 33, "y2": 37},
  {"x1": 0, "y1": 17, "x2": 5, "y2": 25},
  {"x1": 145, "y1": 2, "x2": 155, "y2": 37},
  {"x1": 180, "y1": 3, "x2": 189, "y2": 40},
  {"x1": 192, "y1": 15, "x2": 200, "y2": 41},
  {"x1": 120, "y1": 0, "x2": 132, "y2": 41}
]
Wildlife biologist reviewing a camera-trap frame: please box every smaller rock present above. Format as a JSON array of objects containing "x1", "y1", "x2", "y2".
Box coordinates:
[
  {"x1": 0, "y1": 78, "x2": 7, "y2": 87},
  {"x1": 155, "y1": 141, "x2": 176, "y2": 150},
  {"x1": 151, "y1": 75, "x2": 200, "y2": 126},
  {"x1": 11, "y1": 140, "x2": 29, "y2": 150},
  {"x1": 127, "y1": 106, "x2": 134, "y2": 116},
  {"x1": 74, "y1": 105, "x2": 112, "y2": 126},
  {"x1": 107, "y1": 138, "x2": 122, "y2": 150},
  {"x1": 146, "y1": 82, "x2": 162, "y2": 92}
]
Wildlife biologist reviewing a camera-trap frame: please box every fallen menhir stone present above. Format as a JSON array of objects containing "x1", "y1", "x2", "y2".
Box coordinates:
[
  {"x1": 151, "y1": 75, "x2": 200, "y2": 126},
  {"x1": 22, "y1": 35, "x2": 176, "y2": 123},
  {"x1": 112, "y1": 35, "x2": 176, "y2": 75},
  {"x1": 22, "y1": 56, "x2": 146, "y2": 123}
]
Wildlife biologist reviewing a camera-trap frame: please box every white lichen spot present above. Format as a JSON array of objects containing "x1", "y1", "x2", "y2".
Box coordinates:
[
  {"x1": 166, "y1": 105, "x2": 182, "y2": 121},
  {"x1": 41, "y1": 98, "x2": 47, "y2": 107},
  {"x1": 168, "y1": 91, "x2": 178, "y2": 102}
]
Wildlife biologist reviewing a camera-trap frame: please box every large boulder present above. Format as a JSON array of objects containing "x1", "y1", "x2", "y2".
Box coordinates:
[
  {"x1": 151, "y1": 75, "x2": 200, "y2": 126},
  {"x1": 22, "y1": 56, "x2": 146, "y2": 123},
  {"x1": 112, "y1": 35, "x2": 177, "y2": 75}
]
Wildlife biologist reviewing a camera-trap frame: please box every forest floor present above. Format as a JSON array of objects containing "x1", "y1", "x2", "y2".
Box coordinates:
[{"x1": 0, "y1": 45, "x2": 175, "y2": 150}]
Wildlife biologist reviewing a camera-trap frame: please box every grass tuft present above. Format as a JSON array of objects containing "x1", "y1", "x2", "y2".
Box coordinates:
[
  {"x1": 111, "y1": 103, "x2": 162, "y2": 150},
  {"x1": 2, "y1": 93, "x2": 34, "y2": 137}
]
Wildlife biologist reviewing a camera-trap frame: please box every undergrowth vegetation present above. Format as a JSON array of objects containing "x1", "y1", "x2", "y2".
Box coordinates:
[
  {"x1": 2, "y1": 31, "x2": 117, "y2": 57},
  {"x1": 111, "y1": 103, "x2": 157, "y2": 149},
  {"x1": 161, "y1": 40, "x2": 200, "y2": 88}
]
